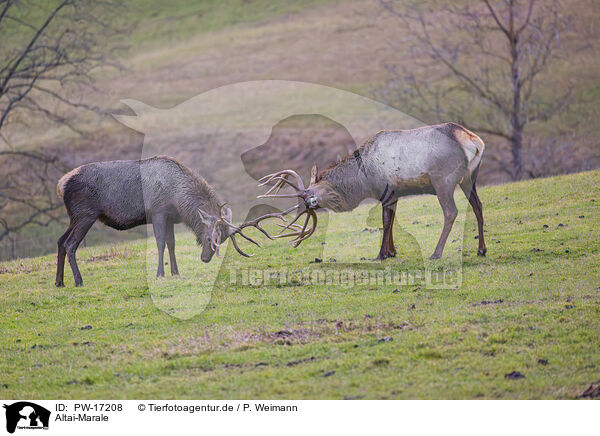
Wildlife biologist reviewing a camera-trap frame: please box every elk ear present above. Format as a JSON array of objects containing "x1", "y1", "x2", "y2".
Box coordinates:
[
  {"x1": 310, "y1": 164, "x2": 318, "y2": 185},
  {"x1": 198, "y1": 209, "x2": 214, "y2": 227}
]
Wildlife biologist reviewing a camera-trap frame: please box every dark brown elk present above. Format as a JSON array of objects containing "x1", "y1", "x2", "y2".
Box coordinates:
[
  {"x1": 258, "y1": 122, "x2": 487, "y2": 260},
  {"x1": 55, "y1": 156, "x2": 275, "y2": 287}
]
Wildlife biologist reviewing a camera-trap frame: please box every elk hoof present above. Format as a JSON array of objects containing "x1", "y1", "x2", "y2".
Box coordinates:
[
  {"x1": 429, "y1": 253, "x2": 441, "y2": 260},
  {"x1": 55, "y1": 281, "x2": 64, "y2": 288},
  {"x1": 74, "y1": 281, "x2": 83, "y2": 287},
  {"x1": 477, "y1": 248, "x2": 487, "y2": 257}
]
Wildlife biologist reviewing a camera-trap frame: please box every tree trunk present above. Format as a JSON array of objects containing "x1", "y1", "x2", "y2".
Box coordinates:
[
  {"x1": 508, "y1": 1, "x2": 524, "y2": 180},
  {"x1": 510, "y1": 58, "x2": 524, "y2": 180},
  {"x1": 511, "y1": 126, "x2": 524, "y2": 180}
]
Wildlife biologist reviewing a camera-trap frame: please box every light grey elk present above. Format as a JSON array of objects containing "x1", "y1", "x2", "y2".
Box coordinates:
[
  {"x1": 258, "y1": 122, "x2": 487, "y2": 260},
  {"x1": 55, "y1": 156, "x2": 276, "y2": 287}
]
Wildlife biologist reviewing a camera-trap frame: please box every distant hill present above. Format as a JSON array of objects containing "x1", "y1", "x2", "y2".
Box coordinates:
[{"x1": 2, "y1": 0, "x2": 598, "y2": 259}]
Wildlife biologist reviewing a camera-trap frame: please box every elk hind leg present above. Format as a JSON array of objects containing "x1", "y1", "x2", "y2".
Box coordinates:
[
  {"x1": 65, "y1": 216, "x2": 96, "y2": 287},
  {"x1": 55, "y1": 225, "x2": 73, "y2": 287},
  {"x1": 430, "y1": 185, "x2": 458, "y2": 260},
  {"x1": 460, "y1": 179, "x2": 486, "y2": 256}
]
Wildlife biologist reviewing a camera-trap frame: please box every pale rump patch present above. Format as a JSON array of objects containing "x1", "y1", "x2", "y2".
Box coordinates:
[
  {"x1": 56, "y1": 166, "x2": 81, "y2": 198},
  {"x1": 454, "y1": 127, "x2": 485, "y2": 176}
]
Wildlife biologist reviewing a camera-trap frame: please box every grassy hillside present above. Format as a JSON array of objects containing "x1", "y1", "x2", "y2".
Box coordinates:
[
  {"x1": 0, "y1": 170, "x2": 598, "y2": 399},
  {"x1": 2, "y1": 0, "x2": 599, "y2": 259}
]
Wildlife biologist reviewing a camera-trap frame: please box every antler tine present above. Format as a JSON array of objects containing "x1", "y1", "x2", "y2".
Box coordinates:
[
  {"x1": 296, "y1": 210, "x2": 314, "y2": 238},
  {"x1": 262, "y1": 179, "x2": 285, "y2": 196},
  {"x1": 242, "y1": 168, "x2": 319, "y2": 249},
  {"x1": 261, "y1": 175, "x2": 300, "y2": 196},
  {"x1": 257, "y1": 173, "x2": 284, "y2": 187},
  {"x1": 258, "y1": 171, "x2": 307, "y2": 201},
  {"x1": 258, "y1": 169, "x2": 305, "y2": 192},
  {"x1": 291, "y1": 209, "x2": 317, "y2": 247},
  {"x1": 237, "y1": 204, "x2": 299, "y2": 239},
  {"x1": 235, "y1": 229, "x2": 261, "y2": 247},
  {"x1": 215, "y1": 204, "x2": 300, "y2": 258},
  {"x1": 214, "y1": 201, "x2": 308, "y2": 257},
  {"x1": 257, "y1": 193, "x2": 301, "y2": 199},
  {"x1": 275, "y1": 222, "x2": 304, "y2": 232},
  {"x1": 271, "y1": 209, "x2": 306, "y2": 237},
  {"x1": 210, "y1": 231, "x2": 223, "y2": 258},
  {"x1": 257, "y1": 170, "x2": 290, "y2": 185},
  {"x1": 229, "y1": 234, "x2": 251, "y2": 257},
  {"x1": 269, "y1": 208, "x2": 317, "y2": 247}
]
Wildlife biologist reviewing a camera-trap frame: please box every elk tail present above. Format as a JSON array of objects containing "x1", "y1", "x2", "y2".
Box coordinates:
[
  {"x1": 56, "y1": 167, "x2": 81, "y2": 198},
  {"x1": 459, "y1": 127, "x2": 485, "y2": 178}
]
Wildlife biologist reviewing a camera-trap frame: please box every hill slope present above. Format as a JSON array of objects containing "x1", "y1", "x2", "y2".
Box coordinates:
[
  {"x1": 2, "y1": 0, "x2": 599, "y2": 259},
  {"x1": 0, "y1": 169, "x2": 598, "y2": 399}
]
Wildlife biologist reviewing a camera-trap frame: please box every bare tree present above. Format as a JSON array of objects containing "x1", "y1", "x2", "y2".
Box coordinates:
[
  {"x1": 378, "y1": 0, "x2": 573, "y2": 180},
  {"x1": 0, "y1": 0, "x2": 123, "y2": 243},
  {"x1": 0, "y1": 150, "x2": 66, "y2": 243}
]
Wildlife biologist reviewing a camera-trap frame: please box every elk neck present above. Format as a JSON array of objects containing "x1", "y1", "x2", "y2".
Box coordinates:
[
  {"x1": 169, "y1": 169, "x2": 223, "y2": 243},
  {"x1": 314, "y1": 152, "x2": 376, "y2": 212}
]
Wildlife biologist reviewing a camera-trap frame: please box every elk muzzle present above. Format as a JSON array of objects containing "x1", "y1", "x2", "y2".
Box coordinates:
[{"x1": 304, "y1": 195, "x2": 318, "y2": 209}]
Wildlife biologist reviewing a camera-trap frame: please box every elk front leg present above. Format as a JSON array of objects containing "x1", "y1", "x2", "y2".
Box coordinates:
[
  {"x1": 377, "y1": 202, "x2": 397, "y2": 260},
  {"x1": 165, "y1": 220, "x2": 179, "y2": 275},
  {"x1": 152, "y1": 214, "x2": 167, "y2": 277},
  {"x1": 430, "y1": 187, "x2": 458, "y2": 260}
]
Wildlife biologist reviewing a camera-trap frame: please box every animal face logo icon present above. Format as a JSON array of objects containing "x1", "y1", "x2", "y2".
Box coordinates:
[{"x1": 3, "y1": 402, "x2": 50, "y2": 434}]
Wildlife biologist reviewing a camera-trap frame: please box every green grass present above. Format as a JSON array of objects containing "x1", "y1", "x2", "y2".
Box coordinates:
[
  {"x1": 124, "y1": 0, "x2": 335, "y2": 48},
  {"x1": 1, "y1": 169, "x2": 599, "y2": 399},
  {"x1": 1, "y1": 0, "x2": 334, "y2": 46}
]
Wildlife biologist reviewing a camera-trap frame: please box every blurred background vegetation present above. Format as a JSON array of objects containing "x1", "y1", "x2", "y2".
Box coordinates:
[{"x1": 1, "y1": 0, "x2": 598, "y2": 259}]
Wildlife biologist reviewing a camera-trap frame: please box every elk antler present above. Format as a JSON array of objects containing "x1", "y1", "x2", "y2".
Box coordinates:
[
  {"x1": 271, "y1": 207, "x2": 317, "y2": 248},
  {"x1": 257, "y1": 169, "x2": 306, "y2": 199},
  {"x1": 217, "y1": 203, "x2": 300, "y2": 257},
  {"x1": 256, "y1": 169, "x2": 318, "y2": 247}
]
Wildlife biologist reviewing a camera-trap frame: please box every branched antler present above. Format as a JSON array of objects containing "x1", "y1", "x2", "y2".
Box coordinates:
[
  {"x1": 211, "y1": 168, "x2": 319, "y2": 256},
  {"x1": 272, "y1": 207, "x2": 317, "y2": 247},
  {"x1": 215, "y1": 203, "x2": 300, "y2": 257},
  {"x1": 257, "y1": 170, "x2": 306, "y2": 199},
  {"x1": 256, "y1": 169, "x2": 318, "y2": 247}
]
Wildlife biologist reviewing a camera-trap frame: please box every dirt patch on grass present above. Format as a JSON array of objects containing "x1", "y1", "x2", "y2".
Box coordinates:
[
  {"x1": 579, "y1": 384, "x2": 600, "y2": 399},
  {"x1": 147, "y1": 318, "x2": 415, "y2": 358},
  {"x1": 84, "y1": 246, "x2": 131, "y2": 263},
  {"x1": 287, "y1": 356, "x2": 318, "y2": 367},
  {"x1": 472, "y1": 299, "x2": 504, "y2": 307}
]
